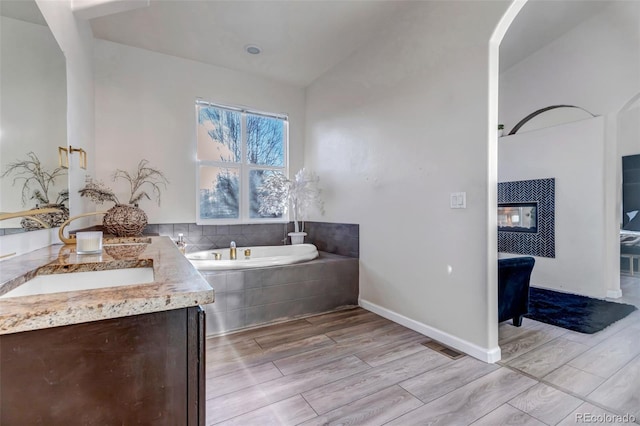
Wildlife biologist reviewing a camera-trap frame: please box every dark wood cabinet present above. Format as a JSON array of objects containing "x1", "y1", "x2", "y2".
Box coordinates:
[{"x1": 0, "y1": 306, "x2": 205, "y2": 425}]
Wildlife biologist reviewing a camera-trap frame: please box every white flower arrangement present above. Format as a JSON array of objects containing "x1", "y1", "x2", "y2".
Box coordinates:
[{"x1": 258, "y1": 168, "x2": 323, "y2": 233}]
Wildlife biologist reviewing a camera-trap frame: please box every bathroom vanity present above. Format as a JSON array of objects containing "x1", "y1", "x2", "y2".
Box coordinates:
[{"x1": 0, "y1": 236, "x2": 214, "y2": 425}]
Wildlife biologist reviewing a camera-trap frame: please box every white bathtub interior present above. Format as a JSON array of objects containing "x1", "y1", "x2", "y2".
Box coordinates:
[{"x1": 187, "y1": 243, "x2": 319, "y2": 270}]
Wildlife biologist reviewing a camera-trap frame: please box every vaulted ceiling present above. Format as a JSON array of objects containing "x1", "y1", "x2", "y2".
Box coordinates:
[
  {"x1": 2, "y1": 0, "x2": 615, "y2": 87},
  {"x1": 88, "y1": 0, "x2": 613, "y2": 86},
  {"x1": 89, "y1": 0, "x2": 406, "y2": 87}
]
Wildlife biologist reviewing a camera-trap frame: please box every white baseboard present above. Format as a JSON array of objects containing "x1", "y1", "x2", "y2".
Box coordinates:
[
  {"x1": 606, "y1": 289, "x2": 623, "y2": 299},
  {"x1": 359, "y1": 298, "x2": 501, "y2": 364}
]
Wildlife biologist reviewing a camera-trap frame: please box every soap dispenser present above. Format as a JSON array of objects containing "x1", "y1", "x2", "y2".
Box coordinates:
[{"x1": 176, "y1": 233, "x2": 186, "y2": 254}]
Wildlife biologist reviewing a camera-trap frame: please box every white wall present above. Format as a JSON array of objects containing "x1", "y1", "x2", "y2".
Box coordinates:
[
  {"x1": 93, "y1": 40, "x2": 306, "y2": 224},
  {"x1": 499, "y1": 117, "x2": 607, "y2": 298},
  {"x1": 499, "y1": 1, "x2": 640, "y2": 298},
  {"x1": 499, "y1": 1, "x2": 640, "y2": 132},
  {"x1": 305, "y1": 1, "x2": 510, "y2": 360}
]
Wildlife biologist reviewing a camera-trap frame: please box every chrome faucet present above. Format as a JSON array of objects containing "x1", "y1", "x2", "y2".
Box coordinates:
[{"x1": 230, "y1": 241, "x2": 237, "y2": 260}]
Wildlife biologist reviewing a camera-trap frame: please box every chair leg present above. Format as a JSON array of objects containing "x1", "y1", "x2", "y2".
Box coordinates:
[{"x1": 513, "y1": 316, "x2": 523, "y2": 327}]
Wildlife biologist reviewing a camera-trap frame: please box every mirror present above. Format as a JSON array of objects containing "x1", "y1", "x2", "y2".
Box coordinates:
[{"x1": 0, "y1": 0, "x2": 68, "y2": 234}]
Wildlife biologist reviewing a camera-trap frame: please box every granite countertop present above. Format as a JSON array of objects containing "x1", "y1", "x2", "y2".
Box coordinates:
[{"x1": 0, "y1": 236, "x2": 214, "y2": 335}]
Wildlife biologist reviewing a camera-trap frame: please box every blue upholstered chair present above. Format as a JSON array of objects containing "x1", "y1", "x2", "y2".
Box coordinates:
[{"x1": 498, "y1": 256, "x2": 535, "y2": 327}]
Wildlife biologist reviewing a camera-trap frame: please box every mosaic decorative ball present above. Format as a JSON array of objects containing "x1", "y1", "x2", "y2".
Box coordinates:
[
  {"x1": 103, "y1": 204, "x2": 147, "y2": 237},
  {"x1": 20, "y1": 204, "x2": 69, "y2": 231}
]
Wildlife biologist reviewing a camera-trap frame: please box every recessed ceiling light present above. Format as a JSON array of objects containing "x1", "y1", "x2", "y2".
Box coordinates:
[{"x1": 245, "y1": 44, "x2": 262, "y2": 55}]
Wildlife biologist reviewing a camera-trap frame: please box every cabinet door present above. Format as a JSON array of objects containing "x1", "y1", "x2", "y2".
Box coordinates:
[
  {"x1": 0, "y1": 308, "x2": 193, "y2": 425},
  {"x1": 187, "y1": 305, "x2": 206, "y2": 426}
]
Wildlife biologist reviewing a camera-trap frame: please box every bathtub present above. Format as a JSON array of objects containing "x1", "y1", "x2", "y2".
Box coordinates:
[{"x1": 186, "y1": 243, "x2": 319, "y2": 271}]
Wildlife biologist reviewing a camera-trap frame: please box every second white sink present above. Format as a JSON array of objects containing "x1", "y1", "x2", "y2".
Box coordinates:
[{"x1": 0, "y1": 267, "x2": 155, "y2": 299}]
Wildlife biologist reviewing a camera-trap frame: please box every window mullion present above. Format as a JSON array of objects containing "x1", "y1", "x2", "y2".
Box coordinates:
[{"x1": 241, "y1": 112, "x2": 248, "y2": 221}]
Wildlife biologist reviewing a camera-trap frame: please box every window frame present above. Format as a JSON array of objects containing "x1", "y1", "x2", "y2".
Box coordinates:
[{"x1": 195, "y1": 99, "x2": 289, "y2": 225}]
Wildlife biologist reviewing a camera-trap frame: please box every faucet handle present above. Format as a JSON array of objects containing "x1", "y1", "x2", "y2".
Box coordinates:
[{"x1": 230, "y1": 241, "x2": 236, "y2": 248}]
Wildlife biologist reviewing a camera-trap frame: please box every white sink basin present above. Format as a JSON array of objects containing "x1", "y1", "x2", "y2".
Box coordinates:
[{"x1": 0, "y1": 267, "x2": 155, "y2": 299}]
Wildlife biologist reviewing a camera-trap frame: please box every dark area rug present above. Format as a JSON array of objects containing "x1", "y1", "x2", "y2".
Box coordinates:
[{"x1": 525, "y1": 287, "x2": 637, "y2": 334}]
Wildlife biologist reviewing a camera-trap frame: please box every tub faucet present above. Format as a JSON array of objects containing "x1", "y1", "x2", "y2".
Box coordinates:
[{"x1": 230, "y1": 241, "x2": 237, "y2": 260}]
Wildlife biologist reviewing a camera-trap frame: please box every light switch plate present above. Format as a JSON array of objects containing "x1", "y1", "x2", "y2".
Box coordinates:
[{"x1": 450, "y1": 192, "x2": 467, "y2": 209}]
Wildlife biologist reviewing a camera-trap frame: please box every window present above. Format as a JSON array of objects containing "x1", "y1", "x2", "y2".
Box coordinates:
[{"x1": 196, "y1": 100, "x2": 288, "y2": 223}]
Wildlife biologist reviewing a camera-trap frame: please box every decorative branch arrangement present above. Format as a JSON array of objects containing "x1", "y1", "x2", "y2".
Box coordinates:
[
  {"x1": 258, "y1": 168, "x2": 323, "y2": 234},
  {"x1": 1, "y1": 151, "x2": 67, "y2": 207},
  {"x1": 79, "y1": 159, "x2": 169, "y2": 237},
  {"x1": 257, "y1": 172, "x2": 289, "y2": 217},
  {"x1": 1, "y1": 152, "x2": 69, "y2": 229},
  {"x1": 114, "y1": 159, "x2": 169, "y2": 207},
  {"x1": 79, "y1": 179, "x2": 119, "y2": 205},
  {"x1": 80, "y1": 159, "x2": 169, "y2": 208}
]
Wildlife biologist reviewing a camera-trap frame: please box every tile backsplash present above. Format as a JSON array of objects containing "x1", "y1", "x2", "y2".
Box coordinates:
[
  {"x1": 298, "y1": 222, "x2": 359, "y2": 258},
  {"x1": 146, "y1": 221, "x2": 359, "y2": 258}
]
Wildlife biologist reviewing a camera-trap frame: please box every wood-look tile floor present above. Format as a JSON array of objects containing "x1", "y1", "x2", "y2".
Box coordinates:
[{"x1": 205, "y1": 275, "x2": 640, "y2": 425}]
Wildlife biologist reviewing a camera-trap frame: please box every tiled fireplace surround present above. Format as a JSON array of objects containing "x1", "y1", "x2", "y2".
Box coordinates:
[{"x1": 145, "y1": 221, "x2": 360, "y2": 335}]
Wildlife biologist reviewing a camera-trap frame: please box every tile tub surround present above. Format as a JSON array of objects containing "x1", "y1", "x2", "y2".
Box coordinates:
[
  {"x1": 0, "y1": 236, "x2": 214, "y2": 335},
  {"x1": 144, "y1": 221, "x2": 359, "y2": 258},
  {"x1": 293, "y1": 221, "x2": 359, "y2": 258},
  {"x1": 198, "y1": 252, "x2": 358, "y2": 335}
]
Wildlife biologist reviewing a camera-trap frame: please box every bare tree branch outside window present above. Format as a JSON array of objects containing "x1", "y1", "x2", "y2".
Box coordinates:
[{"x1": 197, "y1": 103, "x2": 286, "y2": 220}]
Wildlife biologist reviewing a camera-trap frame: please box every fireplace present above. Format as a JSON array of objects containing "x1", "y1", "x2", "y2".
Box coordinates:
[
  {"x1": 498, "y1": 178, "x2": 555, "y2": 258},
  {"x1": 498, "y1": 202, "x2": 538, "y2": 233}
]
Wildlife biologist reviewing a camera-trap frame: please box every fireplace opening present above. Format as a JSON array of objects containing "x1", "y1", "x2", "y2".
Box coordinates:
[{"x1": 498, "y1": 202, "x2": 538, "y2": 233}]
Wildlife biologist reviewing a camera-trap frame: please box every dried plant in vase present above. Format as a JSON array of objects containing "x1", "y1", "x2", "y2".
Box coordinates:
[
  {"x1": 1, "y1": 151, "x2": 69, "y2": 229},
  {"x1": 79, "y1": 160, "x2": 169, "y2": 237}
]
